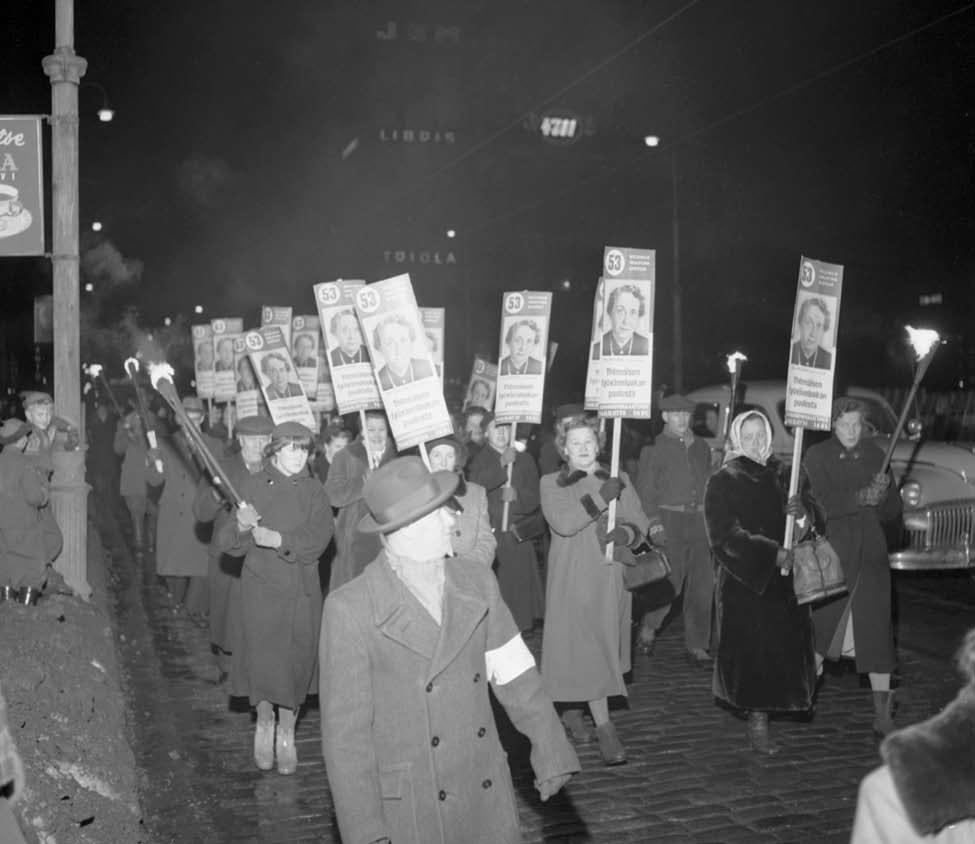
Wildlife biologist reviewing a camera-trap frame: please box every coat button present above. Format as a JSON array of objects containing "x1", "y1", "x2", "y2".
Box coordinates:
[
  {"x1": 426, "y1": 682, "x2": 433, "y2": 693},
  {"x1": 477, "y1": 727, "x2": 486, "y2": 737},
  {"x1": 473, "y1": 672, "x2": 481, "y2": 683},
  {"x1": 438, "y1": 790, "x2": 447, "y2": 801},
  {"x1": 431, "y1": 736, "x2": 440, "y2": 747},
  {"x1": 482, "y1": 779, "x2": 492, "y2": 789}
]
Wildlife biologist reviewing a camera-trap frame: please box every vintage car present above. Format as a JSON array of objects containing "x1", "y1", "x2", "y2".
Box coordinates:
[{"x1": 685, "y1": 380, "x2": 975, "y2": 571}]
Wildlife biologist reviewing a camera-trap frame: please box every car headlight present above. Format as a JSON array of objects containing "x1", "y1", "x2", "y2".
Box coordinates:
[{"x1": 900, "y1": 481, "x2": 922, "y2": 508}]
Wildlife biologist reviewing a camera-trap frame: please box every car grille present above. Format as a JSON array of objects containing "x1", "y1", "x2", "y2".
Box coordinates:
[{"x1": 903, "y1": 500, "x2": 975, "y2": 551}]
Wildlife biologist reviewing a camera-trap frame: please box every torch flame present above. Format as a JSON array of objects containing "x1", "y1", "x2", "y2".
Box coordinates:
[
  {"x1": 148, "y1": 362, "x2": 176, "y2": 391},
  {"x1": 725, "y1": 351, "x2": 748, "y2": 374},
  {"x1": 123, "y1": 357, "x2": 140, "y2": 376},
  {"x1": 85, "y1": 363, "x2": 103, "y2": 378},
  {"x1": 905, "y1": 326, "x2": 940, "y2": 360}
]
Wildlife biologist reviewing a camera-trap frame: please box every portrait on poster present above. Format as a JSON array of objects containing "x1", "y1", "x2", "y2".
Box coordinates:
[
  {"x1": 361, "y1": 311, "x2": 436, "y2": 391},
  {"x1": 463, "y1": 356, "x2": 497, "y2": 411},
  {"x1": 257, "y1": 350, "x2": 304, "y2": 400},
  {"x1": 498, "y1": 316, "x2": 547, "y2": 376},
  {"x1": 599, "y1": 279, "x2": 652, "y2": 358},
  {"x1": 292, "y1": 330, "x2": 318, "y2": 368},
  {"x1": 324, "y1": 307, "x2": 370, "y2": 368},
  {"x1": 789, "y1": 292, "x2": 836, "y2": 371}
]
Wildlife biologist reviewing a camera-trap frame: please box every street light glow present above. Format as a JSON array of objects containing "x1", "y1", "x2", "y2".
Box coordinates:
[
  {"x1": 643, "y1": 135, "x2": 661, "y2": 147},
  {"x1": 84, "y1": 283, "x2": 94, "y2": 293},
  {"x1": 163, "y1": 317, "x2": 172, "y2": 327},
  {"x1": 446, "y1": 229, "x2": 456, "y2": 238},
  {"x1": 194, "y1": 305, "x2": 204, "y2": 314},
  {"x1": 97, "y1": 107, "x2": 114, "y2": 123},
  {"x1": 91, "y1": 221, "x2": 102, "y2": 231}
]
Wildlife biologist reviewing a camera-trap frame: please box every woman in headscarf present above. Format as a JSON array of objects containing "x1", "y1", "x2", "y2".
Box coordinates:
[
  {"x1": 216, "y1": 422, "x2": 334, "y2": 775},
  {"x1": 704, "y1": 410, "x2": 818, "y2": 754},
  {"x1": 803, "y1": 396, "x2": 903, "y2": 736},
  {"x1": 425, "y1": 435, "x2": 496, "y2": 567}
]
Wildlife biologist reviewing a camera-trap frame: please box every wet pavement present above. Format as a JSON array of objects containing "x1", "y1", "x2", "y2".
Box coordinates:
[{"x1": 103, "y1": 524, "x2": 973, "y2": 843}]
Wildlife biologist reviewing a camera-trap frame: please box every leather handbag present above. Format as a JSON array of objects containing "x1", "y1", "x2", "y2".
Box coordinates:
[
  {"x1": 509, "y1": 510, "x2": 548, "y2": 543},
  {"x1": 792, "y1": 535, "x2": 846, "y2": 605},
  {"x1": 615, "y1": 543, "x2": 672, "y2": 591}
]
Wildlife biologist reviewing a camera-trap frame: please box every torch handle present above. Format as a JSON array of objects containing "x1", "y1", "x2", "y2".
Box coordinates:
[
  {"x1": 98, "y1": 373, "x2": 126, "y2": 418},
  {"x1": 881, "y1": 349, "x2": 936, "y2": 474},
  {"x1": 126, "y1": 363, "x2": 158, "y2": 455}
]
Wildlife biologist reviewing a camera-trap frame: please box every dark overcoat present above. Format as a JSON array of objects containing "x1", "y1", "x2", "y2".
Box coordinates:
[
  {"x1": 450, "y1": 477, "x2": 496, "y2": 567},
  {"x1": 320, "y1": 553, "x2": 579, "y2": 844},
  {"x1": 155, "y1": 436, "x2": 211, "y2": 578},
  {"x1": 324, "y1": 437, "x2": 395, "y2": 591},
  {"x1": 216, "y1": 464, "x2": 333, "y2": 708},
  {"x1": 803, "y1": 436, "x2": 902, "y2": 672},
  {"x1": 0, "y1": 447, "x2": 58, "y2": 588},
  {"x1": 705, "y1": 456, "x2": 816, "y2": 712},
  {"x1": 467, "y1": 446, "x2": 544, "y2": 631}
]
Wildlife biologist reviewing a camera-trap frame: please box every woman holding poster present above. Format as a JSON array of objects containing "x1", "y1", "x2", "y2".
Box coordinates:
[{"x1": 539, "y1": 415, "x2": 649, "y2": 766}]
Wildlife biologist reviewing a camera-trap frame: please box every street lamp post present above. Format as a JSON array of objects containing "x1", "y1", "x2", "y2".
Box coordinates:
[{"x1": 42, "y1": 0, "x2": 91, "y2": 598}]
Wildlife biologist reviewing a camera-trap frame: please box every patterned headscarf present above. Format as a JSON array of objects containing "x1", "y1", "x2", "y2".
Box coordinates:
[{"x1": 723, "y1": 410, "x2": 773, "y2": 466}]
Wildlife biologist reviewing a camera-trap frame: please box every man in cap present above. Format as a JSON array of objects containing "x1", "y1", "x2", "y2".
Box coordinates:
[
  {"x1": 635, "y1": 393, "x2": 715, "y2": 664},
  {"x1": 194, "y1": 414, "x2": 274, "y2": 678},
  {"x1": 320, "y1": 457, "x2": 578, "y2": 844},
  {"x1": 20, "y1": 391, "x2": 78, "y2": 474}
]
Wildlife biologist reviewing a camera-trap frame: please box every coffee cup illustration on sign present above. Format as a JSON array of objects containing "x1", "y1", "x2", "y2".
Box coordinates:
[{"x1": 0, "y1": 184, "x2": 32, "y2": 238}]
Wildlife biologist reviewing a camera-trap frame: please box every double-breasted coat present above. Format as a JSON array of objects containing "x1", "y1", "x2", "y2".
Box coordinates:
[
  {"x1": 705, "y1": 456, "x2": 817, "y2": 712},
  {"x1": 216, "y1": 464, "x2": 333, "y2": 707},
  {"x1": 539, "y1": 467, "x2": 649, "y2": 703},
  {"x1": 450, "y1": 476, "x2": 496, "y2": 567},
  {"x1": 325, "y1": 437, "x2": 396, "y2": 592},
  {"x1": 467, "y1": 446, "x2": 545, "y2": 631},
  {"x1": 155, "y1": 436, "x2": 211, "y2": 579},
  {"x1": 320, "y1": 553, "x2": 579, "y2": 844},
  {"x1": 0, "y1": 446, "x2": 60, "y2": 588},
  {"x1": 803, "y1": 436, "x2": 902, "y2": 672}
]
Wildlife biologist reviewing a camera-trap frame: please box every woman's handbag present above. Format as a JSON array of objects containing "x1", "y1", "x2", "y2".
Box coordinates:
[
  {"x1": 509, "y1": 510, "x2": 548, "y2": 543},
  {"x1": 792, "y1": 535, "x2": 846, "y2": 605},
  {"x1": 615, "y1": 543, "x2": 672, "y2": 591}
]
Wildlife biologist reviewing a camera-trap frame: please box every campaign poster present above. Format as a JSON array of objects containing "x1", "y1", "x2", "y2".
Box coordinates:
[
  {"x1": 784, "y1": 256, "x2": 844, "y2": 431},
  {"x1": 584, "y1": 279, "x2": 605, "y2": 410},
  {"x1": 291, "y1": 314, "x2": 321, "y2": 399},
  {"x1": 494, "y1": 290, "x2": 552, "y2": 425},
  {"x1": 244, "y1": 326, "x2": 315, "y2": 428},
  {"x1": 354, "y1": 274, "x2": 453, "y2": 449},
  {"x1": 261, "y1": 306, "x2": 293, "y2": 354},
  {"x1": 598, "y1": 246, "x2": 655, "y2": 419},
  {"x1": 232, "y1": 335, "x2": 268, "y2": 421},
  {"x1": 309, "y1": 348, "x2": 337, "y2": 414},
  {"x1": 211, "y1": 317, "x2": 244, "y2": 402},
  {"x1": 419, "y1": 307, "x2": 445, "y2": 378},
  {"x1": 0, "y1": 116, "x2": 44, "y2": 256},
  {"x1": 313, "y1": 279, "x2": 382, "y2": 415},
  {"x1": 191, "y1": 324, "x2": 216, "y2": 399},
  {"x1": 463, "y1": 355, "x2": 497, "y2": 411}
]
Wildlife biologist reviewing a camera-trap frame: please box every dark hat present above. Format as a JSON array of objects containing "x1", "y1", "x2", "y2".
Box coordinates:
[
  {"x1": 359, "y1": 457, "x2": 459, "y2": 534},
  {"x1": 554, "y1": 403, "x2": 586, "y2": 421},
  {"x1": 425, "y1": 435, "x2": 467, "y2": 467},
  {"x1": 236, "y1": 415, "x2": 274, "y2": 436},
  {"x1": 0, "y1": 418, "x2": 31, "y2": 444},
  {"x1": 659, "y1": 393, "x2": 695, "y2": 412},
  {"x1": 21, "y1": 391, "x2": 53, "y2": 408},
  {"x1": 271, "y1": 421, "x2": 314, "y2": 439},
  {"x1": 831, "y1": 396, "x2": 865, "y2": 423},
  {"x1": 182, "y1": 395, "x2": 204, "y2": 413}
]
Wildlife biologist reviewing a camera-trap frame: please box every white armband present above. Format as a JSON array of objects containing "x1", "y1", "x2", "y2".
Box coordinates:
[{"x1": 485, "y1": 634, "x2": 536, "y2": 686}]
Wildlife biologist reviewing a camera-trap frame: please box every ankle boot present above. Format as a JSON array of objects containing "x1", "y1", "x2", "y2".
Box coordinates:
[
  {"x1": 254, "y1": 719, "x2": 275, "y2": 771},
  {"x1": 276, "y1": 710, "x2": 298, "y2": 775},
  {"x1": 746, "y1": 711, "x2": 780, "y2": 755},
  {"x1": 872, "y1": 690, "x2": 896, "y2": 737},
  {"x1": 595, "y1": 720, "x2": 626, "y2": 766},
  {"x1": 561, "y1": 709, "x2": 594, "y2": 744}
]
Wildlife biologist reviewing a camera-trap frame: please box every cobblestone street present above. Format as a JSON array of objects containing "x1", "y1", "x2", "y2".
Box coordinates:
[{"x1": 105, "y1": 527, "x2": 970, "y2": 843}]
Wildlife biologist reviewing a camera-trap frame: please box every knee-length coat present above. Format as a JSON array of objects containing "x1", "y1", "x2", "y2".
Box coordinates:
[
  {"x1": 320, "y1": 553, "x2": 579, "y2": 844},
  {"x1": 705, "y1": 456, "x2": 816, "y2": 712},
  {"x1": 155, "y1": 436, "x2": 211, "y2": 578},
  {"x1": 803, "y1": 436, "x2": 902, "y2": 672},
  {"x1": 467, "y1": 446, "x2": 544, "y2": 631},
  {"x1": 450, "y1": 476, "x2": 496, "y2": 567},
  {"x1": 539, "y1": 467, "x2": 649, "y2": 703},
  {"x1": 0, "y1": 446, "x2": 59, "y2": 588},
  {"x1": 325, "y1": 437, "x2": 396, "y2": 592},
  {"x1": 216, "y1": 464, "x2": 333, "y2": 708}
]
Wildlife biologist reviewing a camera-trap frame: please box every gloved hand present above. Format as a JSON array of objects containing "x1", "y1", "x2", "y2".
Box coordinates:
[
  {"x1": 499, "y1": 447, "x2": 517, "y2": 468},
  {"x1": 500, "y1": 486, "x2": 518, "y2": 503},
  {"x1": 236, "y1": 502, "x2": 261, "y2": 531},
  {"x1": 648, "y1": 522, "x2": 668, "y2": 547},
  {"x1": 786, "y1": 494, "x2": 806, "y2": 519},
  {"x1": 857, "y1": 471, "x2": 891, "y2": 507},
  {"x1": 599, "y1": 477, "x2": 624, "y2": 502},
  {"x1": 535, "y1": 771, "x2": 574, "y2": 802},
  {"x1": 776, "y1": 547, "x2": 794, "y2": 573},
  {"x1": 605, "y1": 524, "x2": 637, "y2": 547}
]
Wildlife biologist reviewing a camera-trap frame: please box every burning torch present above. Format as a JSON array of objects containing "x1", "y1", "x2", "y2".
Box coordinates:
[
  {"x1": 149, "y1": 363, "x2": 244, "y2": 507},
  {"x1": 881, "y1": 327, "x2": 941, "y2": 473},
  {"x1": 722, "y1": 351, "x2": 748, "y2": 443},
  {"x1": 84, "y1": 363, "x2": 125, "y2": 418},
  {"x1": 124, "y1": 357, "x2": 163, "y2": 474}
]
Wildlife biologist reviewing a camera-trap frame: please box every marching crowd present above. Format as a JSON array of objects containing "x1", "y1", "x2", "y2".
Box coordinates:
[{"x1": 4, "y1": 384, "x2": 975, "y2": 843}]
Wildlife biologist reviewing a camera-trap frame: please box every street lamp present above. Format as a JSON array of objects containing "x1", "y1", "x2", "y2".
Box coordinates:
[
  {"x1": 194, "y1": 304, "x2": 204, "y2": 314},
  {"x1": 446, "y1": 228, "x2": 456, "y2": 239},
  {"x1": 644, "y1": 135, "x2": 682, "y2": 391},
  {"x1": 82, "y1": 81, "x2": 114, "y2": 122},
  {"x1": 91, "y1": 220, "x2": 102, "y2": 231}
]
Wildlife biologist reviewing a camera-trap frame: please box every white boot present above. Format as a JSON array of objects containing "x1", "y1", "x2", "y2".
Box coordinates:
[
  {"x1": 254, "y1": 702, "x2": 275, "y2": 771},
  {"x1": 276, "y1": 708, "x2": 297, "y2": 775}
]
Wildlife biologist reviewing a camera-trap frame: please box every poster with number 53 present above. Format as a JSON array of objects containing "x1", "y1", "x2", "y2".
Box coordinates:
[{"x1": 494, "y1": 290, "x2": 552, "y2": 425}]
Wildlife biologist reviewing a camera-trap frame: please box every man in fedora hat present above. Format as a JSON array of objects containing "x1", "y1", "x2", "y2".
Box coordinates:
[
  {"x1": 635, "y1": 393, "x2": 715, "y2": 664},
  {"x1": 320, "y1": 457, "x2": 578, "y2": 844}
]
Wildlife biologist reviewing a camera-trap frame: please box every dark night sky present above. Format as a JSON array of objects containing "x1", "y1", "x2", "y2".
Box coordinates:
[{"x1": 3, "y1": 0, "x2": 974, "y2": 395}]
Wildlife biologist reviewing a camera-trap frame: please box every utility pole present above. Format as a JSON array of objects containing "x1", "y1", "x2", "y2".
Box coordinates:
[
  {"x1": 671, "y1": 144, "x2": 683, "y2": 393},
  {"x1": 42, "y1": 0, "x2": 90, "y2": 597}
]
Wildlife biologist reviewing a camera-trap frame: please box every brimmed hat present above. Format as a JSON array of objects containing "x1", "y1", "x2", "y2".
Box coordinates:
[
  {"x1": 831, "y1": 396, "x2": 865, "y2": 423},
  {"x1": 659, "y1": 393, "x2": 695, "y2": 413},
  {"x1": 425, "y1": 435, "x2": 467, "y2": 467},
  {"x1": 358, "y1": 457, "x2": 459, "y2": 534},
  {"x1": 271, "y1": 421, "x2": 313, "y2": 439},
  {"x1": 21, "y1": 391, "x2": 52, "y2": 408},
  {"x1": 236, "y1": 415, "x2": 274, "y2": 436},
  {"x1": 0, "y1": 418, "x2": 31, "y2": 444}
]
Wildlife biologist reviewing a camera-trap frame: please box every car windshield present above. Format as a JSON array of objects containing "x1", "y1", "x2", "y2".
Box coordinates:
[
  {"x1": 692, "y1": 402, "x2": 764, "y2": 438},
  {"x1": 774, "y1": 396, "x2": 899, "y2": 439}
]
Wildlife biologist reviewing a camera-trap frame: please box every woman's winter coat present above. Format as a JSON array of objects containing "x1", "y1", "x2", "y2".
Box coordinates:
[
  {"x1": 0, "y1": 447, "x2": 60, "y2": 588},
  {"x1": 540, "y1": 467, "x2": 648, "y2": 703},
  {"x1": 155, "y1": 436, "x2": 211, "y2": 579},
  {"x1": 216, "y1": 464, "x2": 333, "y2": 708},
  {"x1": 704, "y1": 456, "x2": 817, "y2": 712}
]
